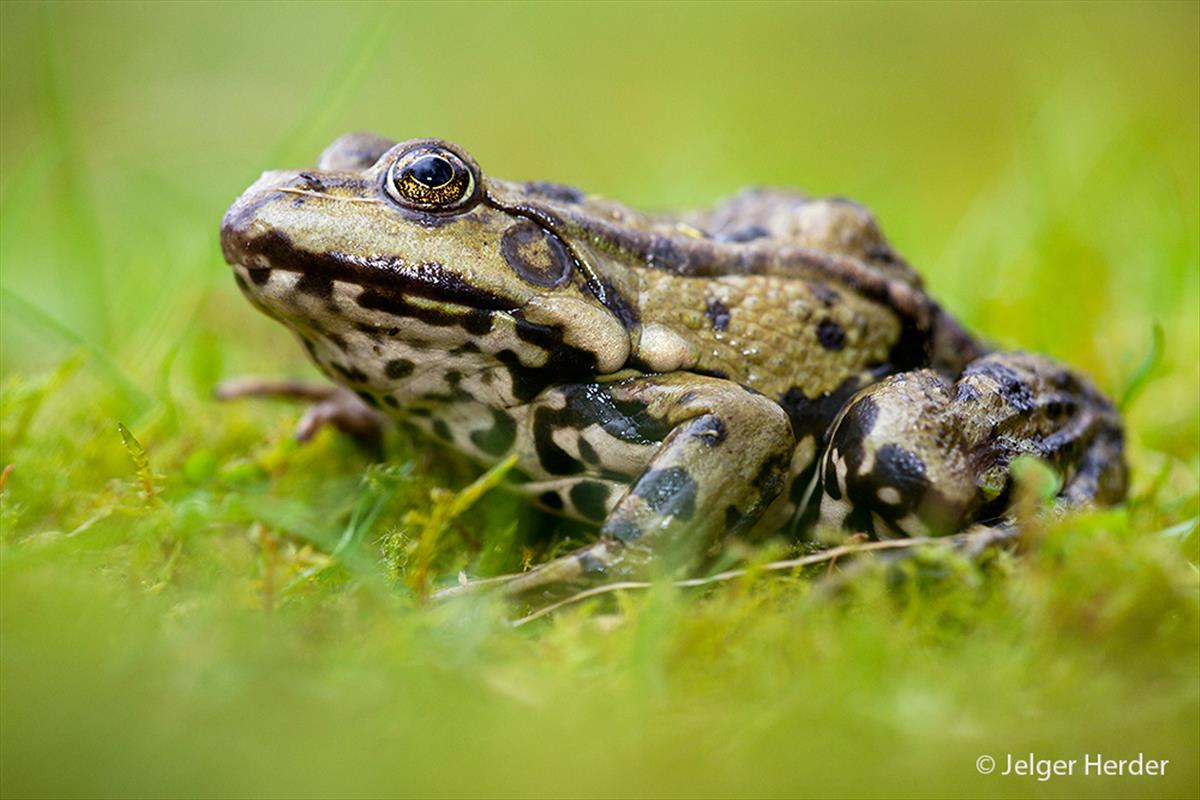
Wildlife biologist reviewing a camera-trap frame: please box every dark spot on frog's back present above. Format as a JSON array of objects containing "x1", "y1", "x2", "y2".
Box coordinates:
[
  {"x1": 500, "y1": 220, "x2": 572, "y2": 287},
  {"x1": 866, "y1": 245, "x2": 899, "y2": 265},
  {"x1": 704, "y1": 297, "x2": 731, "y2": 331},
  {"x1": 816, "y1": 319, "x2": 846, "y2": 351},
  {"x1": 967, "y1": 360, "x2": 1034, "y2": 412},
  {"x1": 807, "y1": 282, "x2": 841, "y2": 307},
  {"x1": 715, "y1": 225, "x2": 770, "y2": 243},
  {"x1": 523, "y1": 181, "x2": 585, "y2": 205}
]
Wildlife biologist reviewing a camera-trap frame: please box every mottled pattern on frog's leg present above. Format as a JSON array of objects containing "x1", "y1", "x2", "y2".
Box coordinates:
[
  {"x1": 772, "y1": 371, "x2": 887, "y2": 536},
  {"x1": 818, "y1": 352, "x2": 1127, "y2": 538},
  {"x1": 516, "y1": 477, "x2": 626, "y2": 523},
  {"x1": 500, "y1": 373, "x2": 796, "y2": 597}
]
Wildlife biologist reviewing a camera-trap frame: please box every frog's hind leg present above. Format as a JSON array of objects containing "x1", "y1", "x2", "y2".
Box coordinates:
[
  {"x1": 818, "y1": 352, "x2": 1127, "y2": 538},
  {"x1": 215, "y1": 377, "x2": 386, "y2": 444}
]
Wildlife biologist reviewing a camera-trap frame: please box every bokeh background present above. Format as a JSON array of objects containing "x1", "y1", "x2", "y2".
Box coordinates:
[{"x1": 2, "y1": 2, "x2": 1197, "y2": 798}]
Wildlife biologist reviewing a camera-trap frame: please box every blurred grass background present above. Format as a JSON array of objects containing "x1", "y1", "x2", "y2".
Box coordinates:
[{"x1": 1, "y1": 1, "x2": 1197, "y2": 797}]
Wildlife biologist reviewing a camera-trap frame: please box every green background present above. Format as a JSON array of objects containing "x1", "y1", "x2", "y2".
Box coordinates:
[{"x1": 1, "y1": 2, "x2": 1197, "y2": 798}]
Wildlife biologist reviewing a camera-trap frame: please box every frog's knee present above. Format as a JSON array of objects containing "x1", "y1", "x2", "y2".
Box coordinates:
[{"x1": 819, "y1": 372, "x2": 978, "y2": 538}]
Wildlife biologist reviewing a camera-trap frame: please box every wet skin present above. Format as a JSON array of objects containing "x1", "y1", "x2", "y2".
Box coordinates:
[{"x1": 220, "y1": 134, "x2": 1127, "y2": 596}]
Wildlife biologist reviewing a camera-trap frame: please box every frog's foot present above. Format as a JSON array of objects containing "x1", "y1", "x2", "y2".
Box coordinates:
[
  {"x1": 215, "y1": 377, "x2": 386, "y2": 444},
  {"x1": 818, "y1": 351, "x2": 1127, "y2": 537}
]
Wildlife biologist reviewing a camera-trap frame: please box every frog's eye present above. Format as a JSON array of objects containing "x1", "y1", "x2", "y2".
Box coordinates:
[{"x1": 386, "y1": 145, "x2": 479, "y2": 212}]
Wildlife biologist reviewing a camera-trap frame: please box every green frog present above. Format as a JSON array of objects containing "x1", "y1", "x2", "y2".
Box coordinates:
[{"x1": 219, "y1": 134, "x2": 1127, "y2": 596}]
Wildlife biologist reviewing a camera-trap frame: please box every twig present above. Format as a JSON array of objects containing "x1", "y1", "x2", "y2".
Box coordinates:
[{"x1": 510, "y1": 528, "x2": 1017, "y2": 627}]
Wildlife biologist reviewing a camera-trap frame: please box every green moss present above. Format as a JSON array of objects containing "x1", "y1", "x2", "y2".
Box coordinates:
[{"x1": 1, "y1": 2, "x2": 1197, "y2": 797}]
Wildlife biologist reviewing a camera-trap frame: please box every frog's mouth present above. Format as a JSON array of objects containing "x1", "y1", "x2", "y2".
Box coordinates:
[
  {"x1": 220, "y1": 171, "x2": 522, "y2": 319},
  {"x1": 222, "y1": 225, "x2": 517, "y2": 313}
]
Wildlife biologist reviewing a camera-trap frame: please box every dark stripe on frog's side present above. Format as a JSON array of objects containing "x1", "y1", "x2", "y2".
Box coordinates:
[
  {"x1": 227, "y1": 228, "x2": 521, "y2": 311},
  {"x1": 357, "y1": 288, "x2": 495, "y2": 335}
]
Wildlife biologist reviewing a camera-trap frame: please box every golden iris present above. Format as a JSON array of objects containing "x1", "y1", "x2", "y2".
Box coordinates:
[{"x1": 386, "y1": 145, "x2": 477, "y2": 212}]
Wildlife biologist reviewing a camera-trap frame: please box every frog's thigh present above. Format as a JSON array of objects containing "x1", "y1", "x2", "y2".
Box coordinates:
[
  {"x1": 503, "y1": 373, "x2": 795, "y2": 594},
  {"x1": 818, "y1": 352, "x2": 1127, "y2": 538}
]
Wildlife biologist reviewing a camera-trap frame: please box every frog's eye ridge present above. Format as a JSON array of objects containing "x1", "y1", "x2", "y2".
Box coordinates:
[{"x1": 386, "y1": 144, "x2": 479, "y2": 213}]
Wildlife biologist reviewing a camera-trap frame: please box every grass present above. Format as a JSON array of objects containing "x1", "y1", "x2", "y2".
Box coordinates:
[{"x1": 1, "y1": 2, "x2": 1198, "y2": 797}]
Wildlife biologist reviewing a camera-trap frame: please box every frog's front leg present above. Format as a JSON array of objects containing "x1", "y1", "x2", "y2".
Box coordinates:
[
  {"x1": 502, "y1": 373, "x2": 795, "y2": 598},
  {"x1": 818, "y1": 351, "x2": 1127, "y2": 537}
]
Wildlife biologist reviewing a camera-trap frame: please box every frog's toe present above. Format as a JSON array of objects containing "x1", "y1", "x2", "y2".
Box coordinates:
[
  {"x1": 293, "y1": 388, "x2": 387, "y2": 443},
  {"x1": 216, "y1": 377, "x2": 386, "y2": 446}
]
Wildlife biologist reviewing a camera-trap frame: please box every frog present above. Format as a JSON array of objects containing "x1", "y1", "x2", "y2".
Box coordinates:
[{"x1": 219, "y1": 133, "x2": 1127, "y2": 598}]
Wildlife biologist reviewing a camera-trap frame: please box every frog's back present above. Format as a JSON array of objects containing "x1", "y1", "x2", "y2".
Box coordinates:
[{"x1": 502, "y1": 184, "x2": 967, "y2": 417}]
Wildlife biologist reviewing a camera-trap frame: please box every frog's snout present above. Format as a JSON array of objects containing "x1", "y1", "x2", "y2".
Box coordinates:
[{"x1": 219, "y1": 170, "x2": 297, "y2": 269}]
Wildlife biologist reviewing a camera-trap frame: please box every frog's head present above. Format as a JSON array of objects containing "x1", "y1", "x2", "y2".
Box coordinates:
[{"x1": 221, "y1": 134, "x2": 632, "y2": 404}]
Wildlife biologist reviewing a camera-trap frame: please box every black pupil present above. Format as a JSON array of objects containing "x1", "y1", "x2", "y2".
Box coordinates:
[{"x1": 409, "y1": 155, "x2": 454, "y2": 188}]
